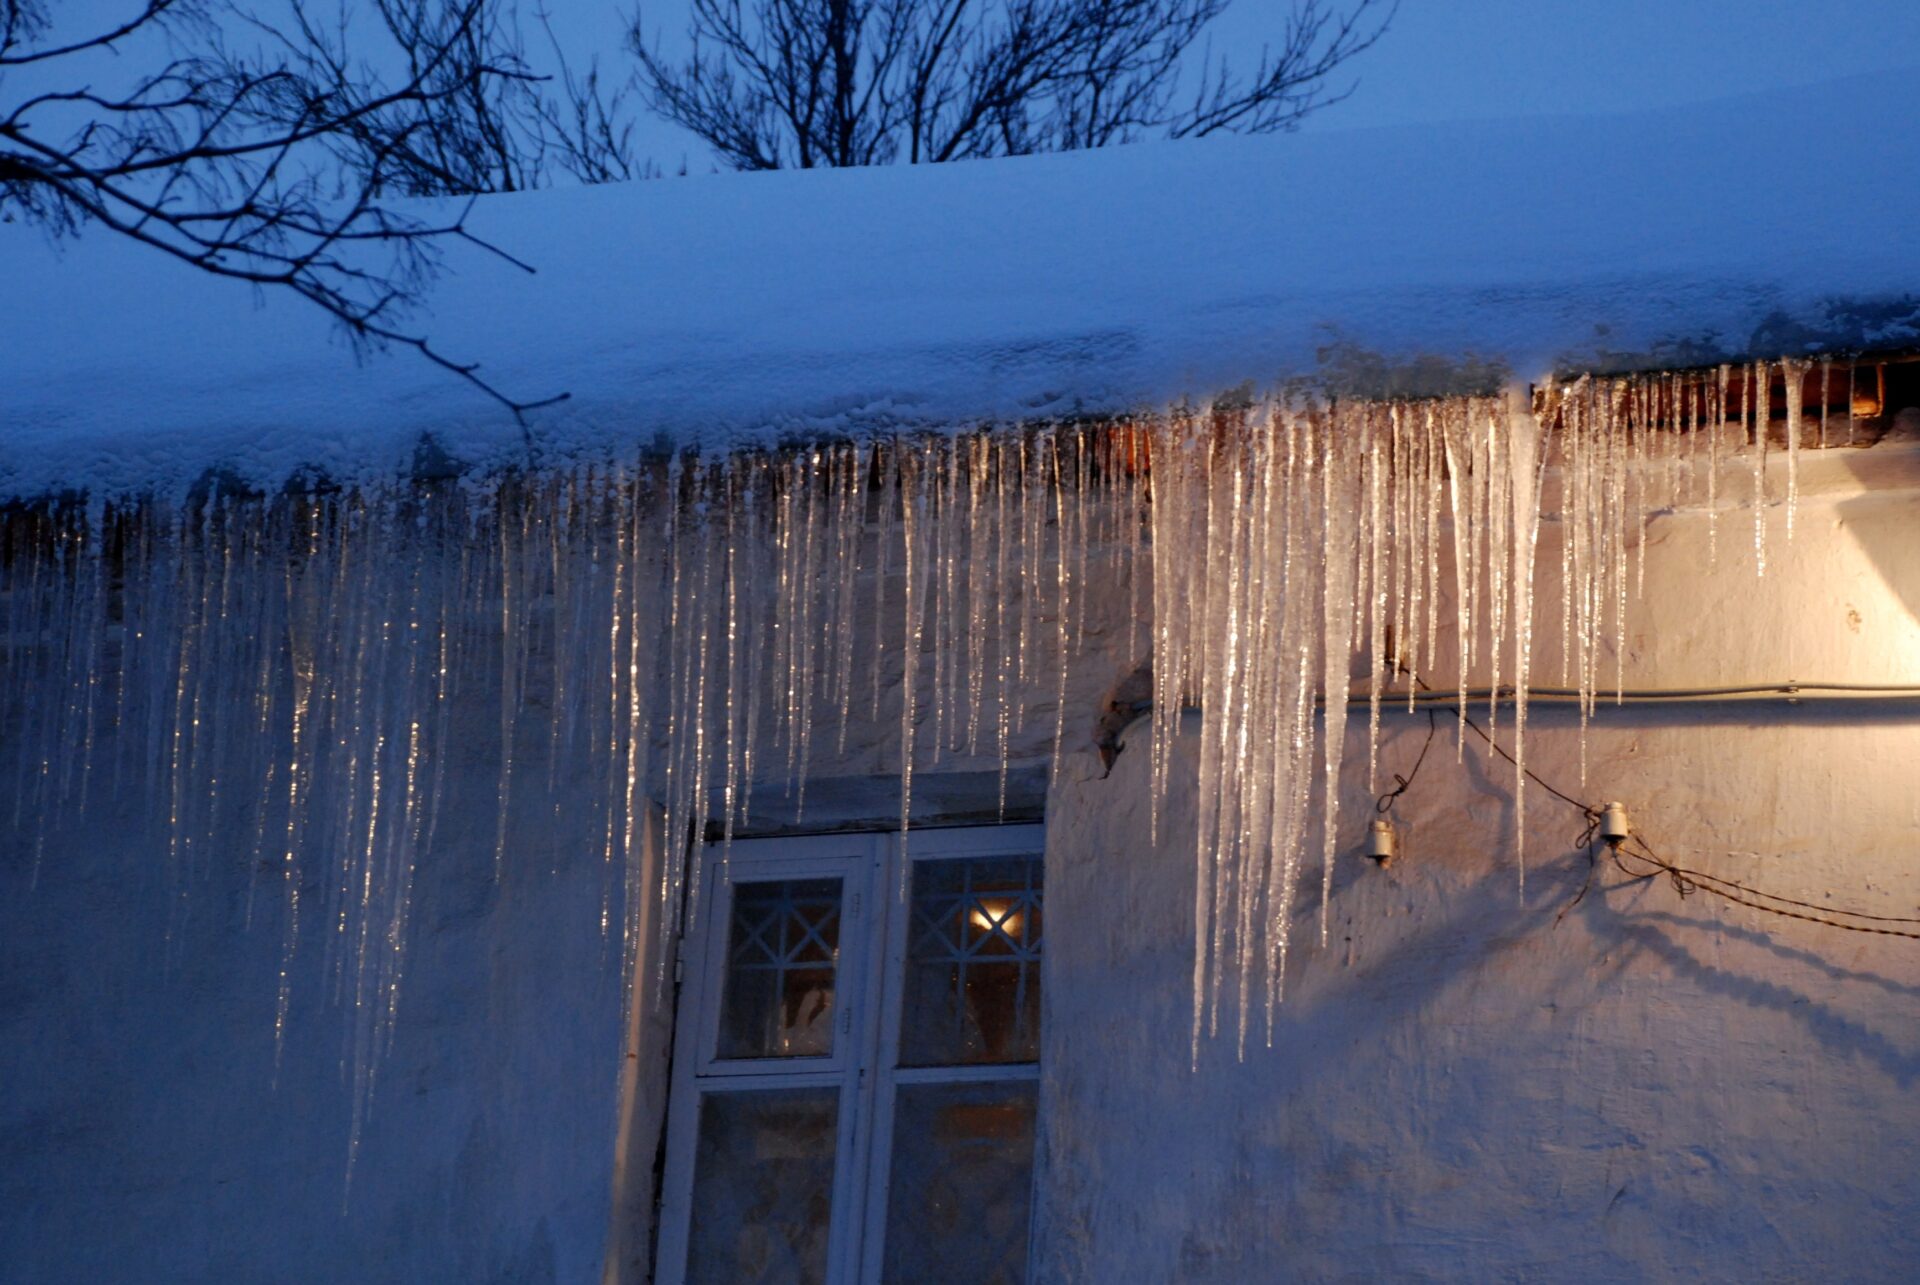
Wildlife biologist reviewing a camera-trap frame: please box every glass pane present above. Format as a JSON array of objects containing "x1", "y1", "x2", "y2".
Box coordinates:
[
  {"x1": 718, "y1": 877, "x2": 842, "y2": 1059},
  {"x1": 882, "y1": 1080, "x2": 1038, "y2": 1285},
  {"x1": 900, "y1": 856, "x2": 1043, "y2": 1066},
  {"x1": 688, "y1": 1087, "x2": 839, "y2": 1285}
]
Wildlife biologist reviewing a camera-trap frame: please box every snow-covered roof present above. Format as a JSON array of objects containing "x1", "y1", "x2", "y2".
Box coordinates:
[{"x1": 6, "y1": 69, "x2": 1920, "y2": 500}]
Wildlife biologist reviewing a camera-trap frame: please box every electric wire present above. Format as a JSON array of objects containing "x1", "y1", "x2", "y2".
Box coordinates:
[
  {"x1": 1374, "y1": 707, "x2": 1438, "y2": 815},
  {"x1": 1364, "y1": 673, "x2": 1920, "y2": 939},
  {"x1": 1606, "y1": 841, "x2": 1920, "y2": 938},
  {"x1": 1132, "y1": 680, "x2": 1920, "y2": 722}
]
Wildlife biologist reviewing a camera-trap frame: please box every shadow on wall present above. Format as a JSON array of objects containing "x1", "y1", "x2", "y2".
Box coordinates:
[
  {"x1": 1041, "y1": 681, "x2": 1920, "y2": 1282},
  {"x1": 1839, "y1": 428, "x2": 1920, "y2": 632},
  {"x1": 1577, "y1": 887, "x2": 1920, "y2": 1086},
  {"x1": 1277, "y1": 699, "x2": 1920, "y2": 1124}
]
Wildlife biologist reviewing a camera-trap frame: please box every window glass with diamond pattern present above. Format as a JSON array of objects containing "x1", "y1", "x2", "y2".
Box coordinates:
[
  {"x1": 900, "y1": 856, "x2": 1043, "y2": 1067},
  {"x1": 718, "y1": 876, "x2": 843, "y2": 1060},
  {"x1": 659, "y1": 830, "x2": 1045, "y2": 1285}
]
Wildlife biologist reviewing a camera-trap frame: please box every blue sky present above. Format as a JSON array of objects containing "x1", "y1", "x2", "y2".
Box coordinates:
[
  {"x1": 1300, "y1": 0, "x2": 1920, "y2": 128},
  {"x1": 592, "y1": 0, "x2": 1920, "y2": 166},
  {"x1": 22, "y1": 1, "x2": 1920, "y2": 170}
]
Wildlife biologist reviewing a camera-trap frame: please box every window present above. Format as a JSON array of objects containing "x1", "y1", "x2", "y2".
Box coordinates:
[{"x1": 654, "y1": 825, "x2": 1046, "y2": 1285}]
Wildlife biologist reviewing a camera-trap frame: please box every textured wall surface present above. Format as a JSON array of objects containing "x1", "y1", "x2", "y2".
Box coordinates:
[
  {"x1": 0, "y1": 506, "x2": 1144, "y2": 1283},
  {"x1": 6, "y1": 440, "x2": 1918, "y2": 1282},
  {"x1": 0, "y1": 712, "x2": 630, "y2": 1284},
  {"x1": 1035, "y1": 441, "x2": 1920, "y2": 1281}
]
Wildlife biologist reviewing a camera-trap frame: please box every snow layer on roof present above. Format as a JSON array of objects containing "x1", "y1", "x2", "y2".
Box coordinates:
[{"x1": 5, "y1": 69, "x2": 1920, "y2": 499}]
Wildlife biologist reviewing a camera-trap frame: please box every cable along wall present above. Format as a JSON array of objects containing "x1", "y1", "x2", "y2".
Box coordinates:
[{"x1": 0, "y1": 358, "x2": 1843, "y2": 1158}]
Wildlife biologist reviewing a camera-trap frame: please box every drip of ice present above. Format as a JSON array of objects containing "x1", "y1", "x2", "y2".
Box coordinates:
[
  {"x1": 1711, "y1": 364, "x2": 1727, "y2": 567},
  {"x1": 1752, "y1": 362, "x2": 1769, "y2": 576},
  {"x1": 1782, "y1": 357, "x2": 1806, "y2": 539},
  {"x1": 1319, "y1": 420, "x2": 1360, "y2": 947},
  {"x1": 1, "y1": 361, "x2": 1814, "y2": 1127},
  {"x1": 1365, "y1": 419, "x2": 1388, "y2": 788},
  {"x1": 1848, "y1": 364, "x2": 1857, "y2": 446},
  {"x1": 1509, "y1": 395, "x2": 1554, "y2": 896},
  {"x1": 1819, "y1": 358, "x2": 1832, "y2": 451}
]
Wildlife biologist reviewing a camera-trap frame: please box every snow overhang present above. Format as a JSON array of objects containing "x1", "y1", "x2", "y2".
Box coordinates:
[{"x1": 4, "y1": 68, "x2": 1920, "y2": 501}]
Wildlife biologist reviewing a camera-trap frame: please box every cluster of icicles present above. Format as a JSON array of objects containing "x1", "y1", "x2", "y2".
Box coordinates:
[{"x1": 0, "y1": 358, "x2": 1835, "y2": 1135}]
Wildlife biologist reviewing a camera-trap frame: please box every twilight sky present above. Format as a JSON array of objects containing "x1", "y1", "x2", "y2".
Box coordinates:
[
  {"x1": 596, "y1": 0, "x2": 1920, "y2": 168},
  {"x1": 20, "y1": 1, "x2": 1920, "y2": 171}
]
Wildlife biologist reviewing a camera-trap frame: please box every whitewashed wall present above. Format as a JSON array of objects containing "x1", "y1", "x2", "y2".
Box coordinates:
[
  {"x1": 0, "y1": 703, "x2": 635, "y2": 1282},
  {"x1": 1034, "y1": 439, "x2": 1920, "y2": 1281},
  {"x1": 0, "y1": 494, "x2": 1143, "y2": 1283},
  {"x1": 6, "y1": 436, "x2": 1918, "y2": 1282}
]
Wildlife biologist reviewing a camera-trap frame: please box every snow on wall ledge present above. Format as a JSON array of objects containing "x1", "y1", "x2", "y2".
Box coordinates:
[{"x1": 6, "y1": 70, "x2": 1920, "y2": 501}]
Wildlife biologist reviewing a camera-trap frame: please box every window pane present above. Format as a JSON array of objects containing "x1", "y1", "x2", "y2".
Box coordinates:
[
  {"x1": 718, "y1": 877, "x2": 842, "y2": 1059},
  {"x1": 900, "y1": 856, "x2": 1043, "y2": 1066},
  {"x1": 882, "y1": 1080, "x2": 1037, "y2": 1285},
  {"x1": 688, "y1": 1087, "x2": 839, "y2": 1285}
]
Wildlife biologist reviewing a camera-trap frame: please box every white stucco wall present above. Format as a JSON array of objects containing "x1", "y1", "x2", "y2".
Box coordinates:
[
  {"x1": 0, "y1": 501, "x2": 1143, "y2": 1283},
  {"x1": 6, "y1": 436, "x2": 1917, "y2": 1282},
  {"x1": 0, "y1": 707, "x2": 632, "y2": 1283},
  {"x1": 1034, "y1": 440, "x2": 1920, "y2": 1281}
]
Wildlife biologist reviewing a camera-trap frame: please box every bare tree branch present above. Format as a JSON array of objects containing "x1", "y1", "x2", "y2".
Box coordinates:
[
  {"x1": 0, "y1": 0, "x2": 613, "y2": 430},
  {"x1": 628, "y1": 0, "x2": 1396, "y2": 171},
  {"x1": 3, "y1": 0, "x2": 1393, "y2": 432}
]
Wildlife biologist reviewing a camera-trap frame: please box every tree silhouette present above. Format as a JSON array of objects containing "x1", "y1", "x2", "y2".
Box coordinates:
[{"x1": 628, "y1": 0, "x2": 1396, "y2": 170}]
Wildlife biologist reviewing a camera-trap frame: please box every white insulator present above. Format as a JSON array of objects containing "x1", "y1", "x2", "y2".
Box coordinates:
[
  {"x1": 1599, "y1": 801, "x2": 1632, "y2": 845},
  {"x1": 1366, "y1": 818, "x2": 1397, "y2": 864}
]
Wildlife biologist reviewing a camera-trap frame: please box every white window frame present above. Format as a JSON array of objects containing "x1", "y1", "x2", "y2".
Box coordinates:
[{"x1": 654, "y1": 823, "x2": 1046, "y2": 1285}]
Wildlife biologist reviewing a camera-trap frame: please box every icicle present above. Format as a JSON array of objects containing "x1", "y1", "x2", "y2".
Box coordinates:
[
  {"x1": 1848, "y1": 362, "x2": 1857, "y2": 446},
  {"x1": 1271, "y1": 419, "x2": 1319, "y2": 1021},
  {"x1": 1048, "y1": 433, "x2": 1074, "y2": 800},
  {"x1": 1782, "y1": 356, "x2": 1806, "y2": 540},
  {"x1": 1466, "y1": 407, "x2": 1488, "y2": 679},
  {"x1": 1015, "y1": 434, "x2": 1041, "y2": 720},
  {"x1": 1486, "y1": 404, "x2": 1510, "y2": 732},
  {"x1": 930, "y1": 443, "x2": 952, "y2": 762},
  {"x1": 1509, "y1": 391, "x2": 1553, "y2": 898},
  {"x1": 965, "y1": 435, "x2": 989, "y2": 755},
  {"x1": 1443, "y1": 407, "x2": 1472, "y2": 754},
  {"x1": 1819, "y1": 357, "x2": 1831, "y2": 450},
  {"x1": 1404, "y1": 404, "x2": 1425, "y2": 706},
  {"x1": 4, "y1": 357, "x2": 1820, "y2": 1105},
  {"x1": 870, "y1": 440, "x2": 898, "y2": 723},
  {"x1": 1632, "y1": 377, "x2": 1650, "y2": 605},
  {"x1": 1686, "y1": 374, "x2": 1700, "y2": 510},
  {"x1": 1749, "y1": 361, "x2": 1768, "y2": 576},
  {"x1": 1195, "y1": 414, "x2": 1233, "y2": 1045},
  {"x1": 1559, "y1": 380, "x2": 1583, "y2": 703},
  {"x1": 1125, "y1": 427, "x2": 1147, "y2": 673},
  {"x1": 1236, "y1": 409, "x2": 1284, "y2": 1056},
  {"x1": 1420, "y1": 405, "x2": 1443, "y2": 689},
  {"x1": 1215, "y1": 415, "x2": 1253, "y2": 1054},
  {"x1": 494, "y1": 492, "x2": 522, "y2": 881},
  {"x1": 774, "y1": 453, "x2": 798, "y2": 795},
  {"x1": 1613, "y1": 381, "x2": 1630, "y2": 707},
  {"x1": 1365, "y1": 413, "x2": 1387, "y2": 790},
  {"x1": 794, "y1": 450, "x2": 824, "y2": 816},
  {"x1": 1319, "y1": 417, "x2": 1360, "y2": 947},
  {"x1": 1073, "y1": 430, "x2": 1093, "y2": 704},
  {"x1": 995, "y1": 432, "x2": 1016, "y2": 819},
  {"x1": 835, "y1": 442, "x2": 868, "y2": 757},
  {"x1": 1390, "y1": 404, "x2": 1410, "y2": 702},
  {"x1": 898, "y1": 442, "x2": 931, "y2": 849},
  {"x1": 721, "y1": 462, "x2": 744, "y2": 851},
  {"x1": 1710, "y1": 364, "x2": 1726, "y2": 568}
]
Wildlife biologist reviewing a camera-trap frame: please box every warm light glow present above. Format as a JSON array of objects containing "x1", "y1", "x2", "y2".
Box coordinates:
[{"x1": 969, "y1": 898, "x2": 1020, "y2": 938}]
